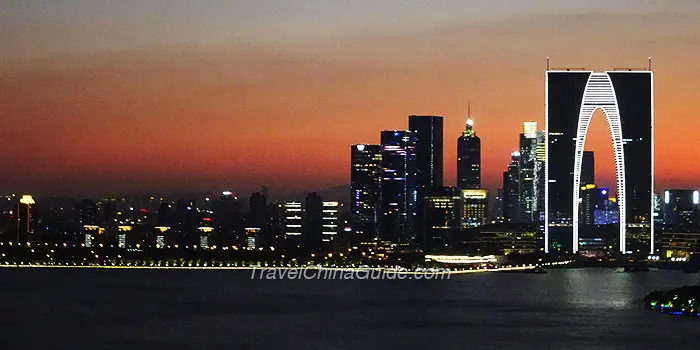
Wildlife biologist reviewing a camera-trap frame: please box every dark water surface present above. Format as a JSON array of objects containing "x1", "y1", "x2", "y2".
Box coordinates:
[{"x1": 0, "y1": 268, "x2": 697, "y2": 349}]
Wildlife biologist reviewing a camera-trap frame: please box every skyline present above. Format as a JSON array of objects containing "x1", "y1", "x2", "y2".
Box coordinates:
[{"x1": 3, "y1": 1, "x2": 700, "y2": 197}]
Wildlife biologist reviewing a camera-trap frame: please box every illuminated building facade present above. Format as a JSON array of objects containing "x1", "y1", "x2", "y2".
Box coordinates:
[
  {"x1": 479, "y1": 223, "x2": 538, "y2": 255},
  {"x1": 245, "y1": 227, "x2": 261, "y2": 250},
  {"x1": 409, "y1": 115, "x2": 444, "y2": 189},
  {"x1": 579, "y1": 186, "x2": 609, "y2": 225},
  {"x1": 457, "y1": 118, "x2": 481, "y2": 190},
  {"x1": 546, "y1": 69, "x2": 653, "y2": 253},
  {"x1": 350, "y1": 144, "x2": 382, "y2": 240},
  {"x1": 518, "y1": 122, "x2": 537, "y2": 222},
  {"x1": 423, "y1": 187, "x2": 462, "y2": 253},
  {"x1": 502, "y1": 152, "x2": 520, "y2": 222},
  {"x1": 663, "y1": 190, "x2": 700, "y2": 228},
  {"x1": 321, "y1": 201, "x2": 339, "y2": 250},
  {"x1": 380, "y1": 130, "x2": 416, "y2": 243},
  {"x1": 461, "y1": 189, "x2": 488, "y2": 228},
  {"x1": 283, "y1": 201, "x2": 303, "y2": 239},
  {"x1": 535, "y1": 131, "x2": 546, "y2": 221}
]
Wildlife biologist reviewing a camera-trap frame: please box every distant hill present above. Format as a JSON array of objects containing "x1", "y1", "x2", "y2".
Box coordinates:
[{"x1": 276, "y1": 184, "x2": 350, "y2": 204}]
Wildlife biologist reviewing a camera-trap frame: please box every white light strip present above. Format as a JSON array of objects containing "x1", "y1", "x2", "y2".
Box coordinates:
[
  {"x1": 571, "y1": 72, "x2": 626, "y2": 253},
  {"x1": 650, "y1": 71, "x2": 655, "y2": 254},
  {"x1": 544, "y1": 71, "x2": 549, "y2": 253}
]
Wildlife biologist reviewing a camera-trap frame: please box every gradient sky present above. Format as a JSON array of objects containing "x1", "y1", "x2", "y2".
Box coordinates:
[{"x1": 2, "y1": 0, "x2": 700, "y2": 198}]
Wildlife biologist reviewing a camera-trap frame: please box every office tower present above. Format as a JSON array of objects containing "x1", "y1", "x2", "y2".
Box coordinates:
[
  {"x1": 663, "y1": 190, "x2": 700, "y2": 227},
  {"x1": 546, "y1": 68, "x2": 653, "y2": 253},
  {"x1": 410, "y1": 115, "x2": 444, "y2": 249},
  {"x1": 213, "y1": 191, "x2": 243, "y2": 246},
  {"x1": 493, "y1": 188, "x2": 504, "y2": 221},
  {"x1": 653, "y1": 193, "x2": 663, "y2": 224},
  {"x1": 283, "y1": 201, "x2": 303, "y2": 251},
  {"x1": 409, "y1": 115, "x2": 444, "y2": 188},
  {"x1": 380, "y1": 130, "x2": 416, "y2": 243},
  {"x1": 594, "y1": 196, "x2": 620, "y2": 225},
  {"x1": 580, "y1": 185, "x2": 608, "y2": 225},
  {"x1": 350, "y1": 144, "x2": 382, "y2": 241},
  {"x1": 581, "y1": 151, "x2": 595, "y2": 186},
  {"x1": 248, "y1": 192, "x2": 267, "y2": 228},
  {"x1": 303, "y1": 192, "x2": 323, "y2": 253},
  {"x1": 244, "y1": 227, "x2": 261, "y2": 249},
  {"x1": 75, "y1": 199, "x2": 98, "y2": 227},
  {"x1": 519, "y1": 122, "x2": 538, "y2": 222},
  {"x1": 461, "y1": 189, "x2": 488, "y2": 228},
  {"x1": 0, "y1": 195, "x2": 15, "y2": 242},
  {"x1": 423, "y1": 187, "x2": 462, "y2": 253},
  {"x1": 535, "y1": 131, "x2": 546, "y2": 221},
  {"x1": 503, "y1": 152, "x2": 520, "y2": 222},
  {"x1": 457, "y1": 117, "x2": 481, "y2": 190},
  {"x1": 321, "y1": 201, "x2": 340, "y2": 251}
]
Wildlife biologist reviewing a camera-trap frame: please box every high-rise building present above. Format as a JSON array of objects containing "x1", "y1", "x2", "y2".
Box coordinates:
[
  {"x1": 303, "y1": 193, "x2": 323, "y2": 253},
  {"x1": 580, "y1": 185, "x2": 608, "y2": 225},
  {"x1": 380, "y1": 130, "x2": 416, "y2": 243},
  {"x1": 535, "y1": 131, "x2": 546, "y2": 221},
  {"x1": 519, "y1": 122, "x2": 538, "y2": 222},
  {"x1": 350, "y1": 144, "x2": 382, "y2": 241},
  {"x1": 457, "y1": 118, "x2": 481, "y2": 190},
  {"x1": 461, "y1": 189, "x2": 488, "y2": 228},
  {"x1": 321, "y1": 201, "x2": 340, "y2": 251},
  {"x1": 283, "y1": 201, "x2": 303, "y2": 250},
  {"x1": 546, "y1": 68, "x2": 653, "y2": 253},
  {"x1": 663, "y1": 190, "x2": 700, "y2": 227},
  {"x1": 503, "y1": 152, "x2": 520, "y2": 222},
  {"x1": 214, "y1": 191, "x2": 243, "y2": 246},
  {"x1": 423, "y1": 186, "x2": 462, "y2": 253},
  {"x1": 581, "y1": 151, "x2": 595, "y2": 187},
  {"x1": 410, "y1": 115, "x2": 444, "y2": 249},
  {"x1": 409, "y1": 115, "x2": 444, "y2": 189}
]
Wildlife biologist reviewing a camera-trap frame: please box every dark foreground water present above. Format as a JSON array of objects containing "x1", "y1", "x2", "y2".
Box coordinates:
[{"x1": 0, "y1": 268, "x2": 697, "y2": 349}]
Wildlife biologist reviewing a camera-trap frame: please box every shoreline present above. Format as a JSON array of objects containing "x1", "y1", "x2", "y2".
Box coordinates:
[{"x1": 0, "y1": 263, "x2": 537, "y2": 274}]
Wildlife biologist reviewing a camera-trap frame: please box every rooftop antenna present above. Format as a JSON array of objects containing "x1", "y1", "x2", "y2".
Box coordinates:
[
  {"x1": 468, "y1": 101, "x2": 471, "y2": 119},
  {"x1": 546, "y1": 57, "x2": 550, "y2": 71},
  {"x1": 648, "y1": 57, "x2": 652, "y2": 71}
]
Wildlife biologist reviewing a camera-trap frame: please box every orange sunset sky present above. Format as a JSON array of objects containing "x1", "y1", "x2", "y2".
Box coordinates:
[{"x1": 1, "y1": 1, "x2": 699, "y2": 197}]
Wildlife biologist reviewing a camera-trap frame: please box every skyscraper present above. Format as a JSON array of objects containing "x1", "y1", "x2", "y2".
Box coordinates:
[
  {"x1": 321, "y1": 201, "x2": 340, "y2": 251},
  {"x1": 663, "y1": 190, "x2": 700, "y2": 227},
  {"x1": 410, "y1": 115, "x2": 443, "y2": 249},
  {"x1": 535, "y1": 131, "x2": 546, "y2": 221},
  {"x1": 283, "y1": 201, "x2": 303, "y2": 251},
  {"x1": 518, "y1": 122, "x2": 538, "y2": 222},
  {"x1": 457, "y1": 118, "x2": 481, "y2": 190},
  {"x1": 423, "y1": 186, "x2": 462, "y2": 253},
  {"x1": 350, "y1": 144, "x2": 382, "y2": 241},
  {"x1": 409, "y1": 115, "x2": 444, "y2": 189},
  {"x1": 303, "y1": 192, "x2": 323, "y2": 253},
  {"x1": 380, "y1": 130, "x2": 416, "y2": 243},
  {"x1": 581, "y1": 151, "x2": 595, "y2": 187},
  {"x1": 545, "y1": 68, "x2": 653, "y2": 253},
  {"x1": 503, "y1": 152, "x2": 520, "y2": 222},
  {"x1": 461, "y1": 189, "x2": 488, "y2": 228}
]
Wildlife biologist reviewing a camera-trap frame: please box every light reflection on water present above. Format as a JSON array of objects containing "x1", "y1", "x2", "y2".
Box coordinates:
[{"x1": 0, "y1": 267, "x2": 697, "y2": 350}]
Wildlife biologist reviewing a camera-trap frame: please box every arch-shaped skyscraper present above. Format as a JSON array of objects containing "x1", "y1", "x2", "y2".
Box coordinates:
[{"x1": 545, "y1": 69, "x2": 653, "y2": 254}]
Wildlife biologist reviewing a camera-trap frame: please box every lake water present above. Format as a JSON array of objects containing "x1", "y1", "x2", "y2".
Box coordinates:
[{"x1": 0, "y1": 268, "x2": 697, "y2": 349}]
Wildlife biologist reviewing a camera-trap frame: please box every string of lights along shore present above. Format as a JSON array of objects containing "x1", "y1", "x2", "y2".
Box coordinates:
[{"x1": 2, "y1": 61, "x2": 700, "y2": 264}]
